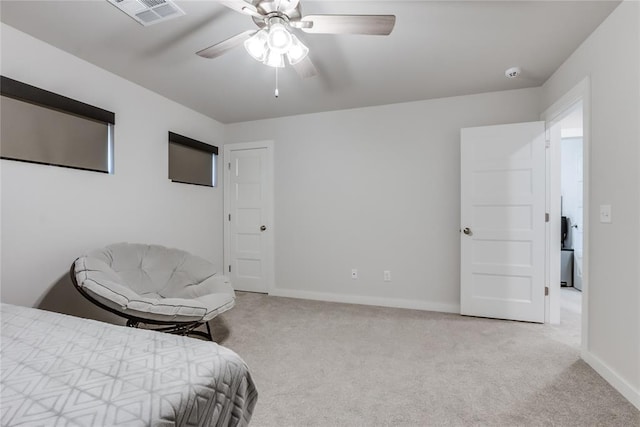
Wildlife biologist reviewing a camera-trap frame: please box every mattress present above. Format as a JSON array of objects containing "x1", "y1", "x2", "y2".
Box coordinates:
[{"x1": 0, "y1": 303, "x2": 258, "y2": 426}]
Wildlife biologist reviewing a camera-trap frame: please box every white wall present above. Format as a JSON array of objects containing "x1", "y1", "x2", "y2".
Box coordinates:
[
  {"x1": 541, "y1": 0, "x2": 640, "y2": 407},
  {"x1": 225, "y1": 88, "x2": 541, "y2": 312},
  {"x1": 0, "y1": 24, "x2": 225, "y2": 321}
]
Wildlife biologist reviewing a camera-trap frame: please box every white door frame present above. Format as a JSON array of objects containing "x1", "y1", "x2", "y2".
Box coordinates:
[
  {"x1": 223, "y1": 140, "x2": 275, "y2": 293},
  {"x1": 540, "y1": 77, "x2": 590, "y2": 353}
]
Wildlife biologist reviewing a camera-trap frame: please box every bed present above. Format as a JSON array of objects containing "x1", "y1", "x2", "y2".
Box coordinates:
[{"x1": 0, "y1": 303, "x2": 258, "y2": 426}]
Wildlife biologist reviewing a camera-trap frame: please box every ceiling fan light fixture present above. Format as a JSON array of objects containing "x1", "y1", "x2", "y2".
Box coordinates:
[
  {"x1": 286, "y1": 34, "x2": 308, "y2": 65},
  {"x1": 267, "y1": 22, "x2": 293, "y2": 53},
  {"x1": 198, "y1": 1, "x2": 396, "y2": 80},
  {"x1": 264, "y1": 49, "x2": 286, "y2": 68},
  {"x1": 244, "y1": 29, "x2": 268, "y2": 61}
]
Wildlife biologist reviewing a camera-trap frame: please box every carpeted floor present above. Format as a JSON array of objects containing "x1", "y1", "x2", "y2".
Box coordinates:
[{"x1": 211, "y1": 289, "x2": 639, "y2": 426}]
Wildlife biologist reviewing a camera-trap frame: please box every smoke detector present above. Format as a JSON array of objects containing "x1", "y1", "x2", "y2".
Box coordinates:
[{"x1": 505, "y1": 67, "x2": 522, "y2": 79}]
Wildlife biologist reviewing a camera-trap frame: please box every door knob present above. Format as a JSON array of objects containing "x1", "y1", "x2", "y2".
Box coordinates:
[
  {"x1": 260, "y1": 225, "x2": 267, "y2": 231},
  {"x1": 463, "y1": 227, "x2": 472, "y2": 235}
]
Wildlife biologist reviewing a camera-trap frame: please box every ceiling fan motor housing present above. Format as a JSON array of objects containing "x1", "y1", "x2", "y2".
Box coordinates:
[{"x1": 252, "y1": 0, "x2": 302, "y2": 27}]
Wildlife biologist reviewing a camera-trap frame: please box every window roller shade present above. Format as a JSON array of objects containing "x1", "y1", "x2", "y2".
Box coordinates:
[
  {"x1": 1, "y1": 76, "x2": 115, "y2": 124},
  {"x1": 168, "y1": 132, "x2": 218, "y2": 187},
  {"x1": 168, "y1": 132, "x2": 218, "y2": 155},
  {"x1": 0, "y1": 76, "x2": 115, "y2": 173},
  {"x1": 169, "y1": 143, "x2": 213, "y2": 186},
  {"x1": 1, "y1": 96, "x2": 110, "y2": 172}
]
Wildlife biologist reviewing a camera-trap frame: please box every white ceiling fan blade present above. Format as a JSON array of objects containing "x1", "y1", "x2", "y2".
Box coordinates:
[
  {"x1": 289, "y1": 20, "x2": 313, "y2": 29},
  {"x1": 196, "y1": 30, "x2": 257, "y2": 59},
  {"x1": 301, "y1": 15, "x2": 396, "y2": 35},
  {"x1": 220, "y1": 1, "x2": 263, "y2": 19},
  {"x1": 292, "y1": 55, "x2": 318, "y2": 79},
  {"x1": 276, "y1": 0, "x2": 300, "y2": 13}
]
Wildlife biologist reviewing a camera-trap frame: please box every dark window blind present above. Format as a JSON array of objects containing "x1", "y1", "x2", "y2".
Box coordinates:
[
  {"x1": 0, "y1": 76, "x2": 115, "y2": 173},
  {"x1": 168, "y1": 132, "x2": 218, "y2": 187}
]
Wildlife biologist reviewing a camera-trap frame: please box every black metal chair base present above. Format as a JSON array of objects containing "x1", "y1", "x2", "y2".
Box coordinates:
[
  {"x1": 126, "y1": 318, "x2": 213, "y2": 341},
  {"x1": 71, "y1": 262, "x2": 215, "y2": 341}
]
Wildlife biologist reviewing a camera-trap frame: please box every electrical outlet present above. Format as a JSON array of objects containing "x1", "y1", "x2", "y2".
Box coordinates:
[
  {"x1": 384, "y1": 270, "x2": 391, "y2": 282},
  {"x1": 351, "y1": 269, "x2": 358, "y2": 279}
]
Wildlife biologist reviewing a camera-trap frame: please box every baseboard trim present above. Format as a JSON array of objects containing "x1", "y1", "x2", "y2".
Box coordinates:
[
  {"x1": 268, "y1": 288, "x2": 460, "y2": 314},
  {"x1": 582, "y1": 349, "x2": 640, "y2": 410}
]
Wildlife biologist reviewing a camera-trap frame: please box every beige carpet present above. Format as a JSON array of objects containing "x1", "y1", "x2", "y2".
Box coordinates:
[{"x1": 211, "y1": 290, "x2": 638, "y2": 426}]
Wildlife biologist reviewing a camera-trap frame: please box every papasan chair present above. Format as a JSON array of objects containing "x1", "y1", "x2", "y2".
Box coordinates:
[{"x1": 71, "y1": 242, "x2": 235, "y2": 341}]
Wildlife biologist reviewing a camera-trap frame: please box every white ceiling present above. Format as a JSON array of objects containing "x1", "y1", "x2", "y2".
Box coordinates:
[{"x1": 0, "y1": 1, "x2": 620, "y2": 123}]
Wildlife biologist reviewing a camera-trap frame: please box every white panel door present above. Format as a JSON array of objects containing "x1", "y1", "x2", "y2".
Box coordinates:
[
  {"x1": 461, "y1": 122, "x2": 546, "y2": 323},
  {"x1": 226, "y1": 145, "x2": 273, "y2": 293}
]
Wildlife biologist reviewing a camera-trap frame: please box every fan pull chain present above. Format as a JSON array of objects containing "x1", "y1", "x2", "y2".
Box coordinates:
[{"x1": 275, "y1": 67, "x2": 279, "y2": 98}]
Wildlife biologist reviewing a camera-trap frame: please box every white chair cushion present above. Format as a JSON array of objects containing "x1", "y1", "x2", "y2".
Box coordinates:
[{"x1": 74, "y1": 243, "x2": 235, "y2": 324}]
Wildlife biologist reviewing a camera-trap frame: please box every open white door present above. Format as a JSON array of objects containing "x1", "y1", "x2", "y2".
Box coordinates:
[
  {"x1": 224, "y1": 142, "x2": 274, "y2": 293},
  {"x1": 461, "y1": 122, "x2": 546, "y2": 323}
]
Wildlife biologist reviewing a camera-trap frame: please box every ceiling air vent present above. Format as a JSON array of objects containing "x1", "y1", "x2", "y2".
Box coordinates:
[{"x1": 108, "y1": 0, "x2": 185, "y2": 26}]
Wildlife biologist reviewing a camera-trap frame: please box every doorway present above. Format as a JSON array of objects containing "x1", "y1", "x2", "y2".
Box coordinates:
[
  {"x1": 224, "y1": 141, "x2": 275, "y2": 293},
  {"x1": 559, "y1": 102, "x2": 584, "y2": 341},
  {"x1": 541, "y1": 77, "x2": 590, "y2": 352}
]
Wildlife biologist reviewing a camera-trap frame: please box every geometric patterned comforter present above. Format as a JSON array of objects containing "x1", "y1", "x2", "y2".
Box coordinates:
[{"x1": 0, "y1": 303, "x2": 258, "y2": 426}]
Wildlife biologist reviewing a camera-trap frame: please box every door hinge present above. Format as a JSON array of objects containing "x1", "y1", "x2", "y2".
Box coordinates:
[
  {"x1": 228, "y1": 213, "x2": 231, "y2": 221},
  {"x1": 545, "y1": 213, "x2": 550, "y2": 222},
  {"x1": 228, "y1": 162, "x2": 231, "y2": 170},
  {"x1": 228, "y1": 265, "x2": 231, "y2": 273},
  {"x1": 545, "y1": 286, "x2": 549, "y2": 296}
]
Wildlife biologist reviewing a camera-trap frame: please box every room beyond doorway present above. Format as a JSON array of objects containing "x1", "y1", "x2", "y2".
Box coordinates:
[
  {"x1": 558, "y1": 101, "x2": 584, "y2": 340},
  {"x1": 541, "y1": 78, "x2": 590, "y2": 355},
  {"x1": 549, "y1": 97, "x2": 587, "y2": 347},
  {"x1": 560, "y1": 103, "x2": 584, "y2": 291}
]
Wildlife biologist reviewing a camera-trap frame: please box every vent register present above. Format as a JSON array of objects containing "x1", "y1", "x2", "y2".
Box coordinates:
[{"x1": 108, "y1": 0, "x2": 185, "y2": 26}]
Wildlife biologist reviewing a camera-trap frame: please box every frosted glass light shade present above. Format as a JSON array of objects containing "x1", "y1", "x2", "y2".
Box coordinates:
[
  {"x1": 264, "y1": 49, "x2": 285, "y2": 68},
  {"x1": 245, "y1": 19, "x2": 309, "y2": 69},
  {"x1": 286, "y1": 34, "x2": 308, "y2": 65},
  {"x1": 267, "y1": 23, "x2": 292, "y2": 54},
  {"x1": 244, "y1": 29, "x2": 268, "y2": 61}
]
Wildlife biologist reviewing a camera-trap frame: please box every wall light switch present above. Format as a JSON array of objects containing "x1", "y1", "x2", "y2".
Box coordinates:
[
  {"x1": 383, "y1": 271, "x2": 391, "y2": 282},
  {"x1": 600, "y1": 204, "x2": 612, "y2": 223},
  {"x1": 351, "y1": 269, "x2": 358, "y2": 279}
]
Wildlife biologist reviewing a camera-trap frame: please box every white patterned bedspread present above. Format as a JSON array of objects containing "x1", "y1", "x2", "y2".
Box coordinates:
[{"x1": 0, "y1": 303, "x2": 257, "y2": 426}]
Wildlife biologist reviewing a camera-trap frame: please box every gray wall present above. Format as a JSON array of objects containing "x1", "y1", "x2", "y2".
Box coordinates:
[
  {"x1": 0, "y1": 24, "x2": 225, "y2": 321},
  {"x1": 225, "y1": 88, "x2": 541, "y2": 312},
  {"x1": 541, "y1": 0, "x2": 639, "y2": 405}
]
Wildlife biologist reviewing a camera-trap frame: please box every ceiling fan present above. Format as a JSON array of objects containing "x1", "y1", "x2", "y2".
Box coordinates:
[{"x1": 196, "y1": 0, "x2": 396, "y2": 79}]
